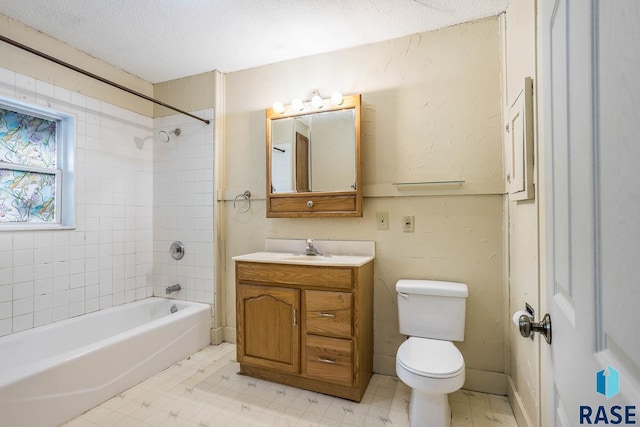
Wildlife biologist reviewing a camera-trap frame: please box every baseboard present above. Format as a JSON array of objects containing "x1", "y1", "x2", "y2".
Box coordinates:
[
  {"x1": 462, "y1": 368, "x2": 507, "y2": 395},
  {"x1": 373, "y1": 354, "x2": 396, "y2": 376},
  {"x1": 507, "y1": 375, "x2": 534, "y2": 427},
  {"x1": 223, "y1": 326, "x2": 236, "y2": 344},
  {"x1": 376, "y1": 354, "x2": 507, "y2": 396},
  {"x1": 210, "y1": 327, "x2": 224, "y2": 345}
]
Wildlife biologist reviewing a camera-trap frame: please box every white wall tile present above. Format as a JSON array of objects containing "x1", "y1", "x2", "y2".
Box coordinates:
[
  {"x1": 13, "y1": 297, "x2": 33, "y2": 316},
  {"x1": 52, "y1": 305, "x2": 69, "y2": 322},
  {"x1": 34, "y1": 309, "x2": 52, "y2": 327},
  {"x1": 70, "y1": 301, "x2": 85, "y2": 317},
  {"x1": 13, "y1": 313, "x2": 33, "y2": 332},
  {"x1": 13, "y1": 282, "x2": 33, "y2": 300},
  {"x1": 34, "y1": 293, "x2": 52, "y2": 311},
  {"x1": 152, "y1": 110, "x2": 215, "y2": 309},
  {"x1": 13, "y1": 266, "x2": 33, "y2": 283},
  {"x1": 0, "y1": 68, "x2": 16, "y2": 97},
  {"x1": 13, "y1": 233, "x2": 34, "y2": 250},
  {"x1": 0, "y1": 301, "x2": 12, "y2": 320},
  {"x1": 34, "y1": 278, "x2": 53, "y2": 296},
  {"x1": 86, "y1": 298, "x2": 99, "y2": 313},
  {"x1": 15, "y1": 73, "x2": 36, "y2": 103},
  {"x1": 0, "y1": 267, "x2": 13, "y2": 286},
  {"x1": 0, "y1": 318, "x2": 11, "y2": 337},
  {"x1": 0, "y1": 253, "x2": 12, "y2": 270}
]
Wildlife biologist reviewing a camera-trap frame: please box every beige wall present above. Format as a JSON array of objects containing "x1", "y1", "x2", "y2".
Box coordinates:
[
  {"x1": 153, "y1": 72, "x2": 217, "y2": 117},
  {"x1": 503, "y1": 2, "x2": 540, "y2": 426},
  {"x1": 0, "y1": 13, "x2": 153, "y2": 116},
  {"x1": 222, "y1": 18, "x2": 507, "y2": 392}
]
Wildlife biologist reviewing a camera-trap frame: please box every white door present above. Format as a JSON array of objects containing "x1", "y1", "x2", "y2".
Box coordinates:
[{"x1": 540, "y1": 1, "x2": 640, "y2": 425}]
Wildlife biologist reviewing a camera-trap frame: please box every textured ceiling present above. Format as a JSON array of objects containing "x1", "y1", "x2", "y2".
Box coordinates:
[{"x1": 0, "y1": 0, "x2": 507, "y2": 83}]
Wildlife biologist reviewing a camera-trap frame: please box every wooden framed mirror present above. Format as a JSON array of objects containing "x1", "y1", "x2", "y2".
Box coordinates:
[{"x1": 266, "y1": 94, "x2": 362, "y2": 217}]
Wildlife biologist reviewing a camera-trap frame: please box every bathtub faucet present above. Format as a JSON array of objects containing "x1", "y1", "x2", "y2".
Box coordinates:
[{"x1": 166, "y1": 284, "x2": 181, "y2": 294}]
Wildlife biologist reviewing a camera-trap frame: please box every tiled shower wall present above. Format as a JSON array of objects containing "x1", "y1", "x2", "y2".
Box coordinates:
[
  {"x1": 0, "y1": 67, "x2": 154, "y2": 337},
  {"x1": 152, "y1": 111, "x2": 215, "y2": 305}
]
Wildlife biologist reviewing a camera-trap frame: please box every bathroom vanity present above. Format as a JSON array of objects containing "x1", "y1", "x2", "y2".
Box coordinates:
[{"x1": 233, "y1": 239, "x2": 374, "y2": 401}]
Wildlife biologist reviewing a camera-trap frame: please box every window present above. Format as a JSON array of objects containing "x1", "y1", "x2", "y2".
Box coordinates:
[{"x1": 0, "y1": 97, "x2": 75, "y2": 229}]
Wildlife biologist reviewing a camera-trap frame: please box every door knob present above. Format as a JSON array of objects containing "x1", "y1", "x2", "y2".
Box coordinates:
[{"x1": 519, "y1": 313, "x2": 552, "y2": 345}]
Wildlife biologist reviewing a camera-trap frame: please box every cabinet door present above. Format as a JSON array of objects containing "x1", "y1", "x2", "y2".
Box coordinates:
[{"x1": 237, "y1": 284, "x2": 300, "y2": 373}]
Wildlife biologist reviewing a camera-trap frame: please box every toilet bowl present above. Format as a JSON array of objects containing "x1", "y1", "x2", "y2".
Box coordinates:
[
  {"x1": 395, "y1": 279, "x2": 468, "y2": 427},
  {"x1": 396, "y1": 337, "x2": 465, "y2": 425}
]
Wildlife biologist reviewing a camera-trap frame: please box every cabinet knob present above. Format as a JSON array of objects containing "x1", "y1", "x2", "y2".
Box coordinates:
[{"x1": 307, "y1": 200, "x2": 314, "y2": 208}]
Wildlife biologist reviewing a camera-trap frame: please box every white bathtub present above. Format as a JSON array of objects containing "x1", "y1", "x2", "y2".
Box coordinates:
[{"x1": 0, "y1": 297, "x2": 211, "y2": 427}]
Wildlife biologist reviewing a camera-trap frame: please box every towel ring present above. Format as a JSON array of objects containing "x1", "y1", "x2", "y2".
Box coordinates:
[{"x1": 233, "y1": 190, "x2": 252, "y2": 213}]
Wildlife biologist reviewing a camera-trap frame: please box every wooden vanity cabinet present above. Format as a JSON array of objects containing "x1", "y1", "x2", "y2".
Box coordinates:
[{"x1": 235, "y1": 261, "x2": 373, "y2": 402}]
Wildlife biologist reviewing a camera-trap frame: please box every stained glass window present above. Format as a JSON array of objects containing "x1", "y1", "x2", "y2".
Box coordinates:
[
  {"x1": 0, "y1": 109, "x2": 57, "y2": 167},
  {"x1": 0, "y1": 105, "x2": 62, "y2": 225}
]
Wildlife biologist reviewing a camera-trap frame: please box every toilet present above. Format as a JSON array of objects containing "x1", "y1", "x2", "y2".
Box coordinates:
[{"x1": 395, "y1": 279, "x2": 468, "y2": 427}]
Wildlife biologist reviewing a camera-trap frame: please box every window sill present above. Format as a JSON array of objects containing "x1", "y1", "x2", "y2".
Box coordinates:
[{"x1": 0, "y1": 224, "x2": 76, "y2": 232}]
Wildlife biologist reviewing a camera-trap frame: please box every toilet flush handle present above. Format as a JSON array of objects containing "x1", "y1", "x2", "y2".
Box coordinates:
[{"x1": 398, "y1": 292, "x2": 409, "y2": 299}]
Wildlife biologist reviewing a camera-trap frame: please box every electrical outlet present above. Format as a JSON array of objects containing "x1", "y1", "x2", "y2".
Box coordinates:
[
  {"x1": 403, "y1": 215, "x2": 415, "y2": 233},
  {"x1": 376, "y1": 212, "x2": 389, "y2": 230}
]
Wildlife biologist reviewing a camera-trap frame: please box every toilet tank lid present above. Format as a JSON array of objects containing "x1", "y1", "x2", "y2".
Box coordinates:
[{"x1": 396, "y1": 279, "x2": 468, "y2": 297}]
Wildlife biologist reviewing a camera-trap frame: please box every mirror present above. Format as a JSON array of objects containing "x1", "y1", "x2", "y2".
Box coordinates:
[
  {"x1": 270, "y1": 109, "x2": 356, "y2": 193},
  {"x1": 266, "y1": 94, "x2": 362, "y2": 217}
]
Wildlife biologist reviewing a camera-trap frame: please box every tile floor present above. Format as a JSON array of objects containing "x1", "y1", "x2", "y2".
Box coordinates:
[{"x1": 63, "y1": 344, "x2": 518, "y2": 427}]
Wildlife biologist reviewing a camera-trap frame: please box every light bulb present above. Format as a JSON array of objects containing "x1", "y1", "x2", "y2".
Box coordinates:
[
  {"x1": 273, "y1": 101, "x2": 285, "y2": 114},
  {"x1": 292, "y1": 98, "x2": 304, "y2": 111},
  {"x1": 311, "y1": 94, "x2": 323, "y2": 109},
  {"x1": 331, "y1": 92, "x2": 343, "y2": 106}
]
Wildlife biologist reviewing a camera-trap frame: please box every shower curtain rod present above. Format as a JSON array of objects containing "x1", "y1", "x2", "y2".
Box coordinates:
[{"x1": 0, "y1": 34, "x2": 210, "y2": 125}]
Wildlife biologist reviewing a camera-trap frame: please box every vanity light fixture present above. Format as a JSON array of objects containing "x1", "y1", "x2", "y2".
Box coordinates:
[
  {"x1": 271, "y1": 90, "x2": 345, "y2": 115},
  {"x1": 311, "y1": 90, "x2": 324, "y2": 109},
  {"x1": 272, "y1": 101, "x2": 285, "y2": 114},
  {"x1": 331, "y1": 92, "x2": 344, "y2": 106},
  {"x1": 291, "y1": 98, "x2": 305, "y2": 111}
]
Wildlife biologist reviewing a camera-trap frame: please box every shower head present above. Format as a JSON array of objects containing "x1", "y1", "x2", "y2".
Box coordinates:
[{"x1": 158, "y1": 128, "x2": 181, "y2": 143}]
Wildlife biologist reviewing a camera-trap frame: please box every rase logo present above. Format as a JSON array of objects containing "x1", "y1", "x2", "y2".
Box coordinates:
[
  {"x1": 597, "y1": 367, "x2": 621, "y2": 400},
  {"x1": 580, "y1": 366, "x2": 637, "y2": 425}
]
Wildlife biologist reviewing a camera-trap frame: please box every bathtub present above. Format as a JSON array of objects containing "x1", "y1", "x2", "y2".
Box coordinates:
[{"x1": 0, "y1": 297, "x2": 211, "y2": 427}]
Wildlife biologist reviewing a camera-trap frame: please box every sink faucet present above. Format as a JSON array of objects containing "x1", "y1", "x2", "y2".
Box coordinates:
[
  {"x1": 166, "y1": 284, "x2": 181, "y2": 294},
  {"x1": 304, "y1": 239, "x2": 322, "y2": 256}
]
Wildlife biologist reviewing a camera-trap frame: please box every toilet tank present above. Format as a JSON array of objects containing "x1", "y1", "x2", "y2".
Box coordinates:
[{"x1": 396, "y1": 279, "x2": 468, "y2": 341}]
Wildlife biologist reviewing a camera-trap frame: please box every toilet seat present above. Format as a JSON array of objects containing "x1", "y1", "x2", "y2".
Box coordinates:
[{"x1": 397, "y1": 337, "x2": 464, "y2": 379}]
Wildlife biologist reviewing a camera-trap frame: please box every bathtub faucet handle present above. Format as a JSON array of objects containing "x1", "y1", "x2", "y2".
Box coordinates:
[{"x1": 166, "y1": 284, "x2": 181, "y2": 294}]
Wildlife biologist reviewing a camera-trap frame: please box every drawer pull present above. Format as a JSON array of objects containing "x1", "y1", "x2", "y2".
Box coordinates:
[
  {"x1": 316, "y1": 312, "x2": 335, "y2": 318},
  {"x1": 307, "y1": 200, "x2": 314, "y2": 208},
  {"x1": 317, "y1": 357, "x2": 336, "y2": 364}
]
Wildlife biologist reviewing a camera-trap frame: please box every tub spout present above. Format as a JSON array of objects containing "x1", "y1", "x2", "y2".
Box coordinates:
[{"x1": 166, "y1": 284, "x2": 181, "y2": 294}]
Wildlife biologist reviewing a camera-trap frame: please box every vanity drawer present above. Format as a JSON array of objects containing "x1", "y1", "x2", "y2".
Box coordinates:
[
  {"x1": 305, "y1": 335, "x2": 353, "y2": 386},
  {"x1": 270, "y1": 195, "x2": 357, "y2": 214},
  {"x1": 305, "y1": 290, "x2": 352, "y2": 338},
  {"x1": 237, "y1": 262, "x2": 353, "y2": 290}
]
